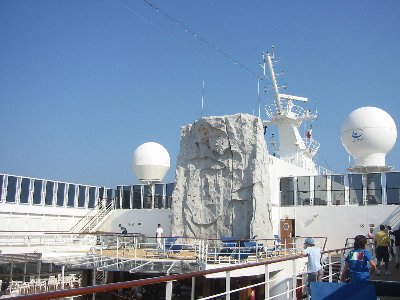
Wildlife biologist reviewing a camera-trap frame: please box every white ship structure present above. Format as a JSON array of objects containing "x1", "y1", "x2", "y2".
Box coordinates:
[{"x1": 0, "y1": 51, "x2": 399, "y2": 299}]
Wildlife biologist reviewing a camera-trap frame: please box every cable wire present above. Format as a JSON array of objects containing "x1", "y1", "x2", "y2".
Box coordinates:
[{"x1": 141, "y1": 0, "x2": 259, "y2": 79}]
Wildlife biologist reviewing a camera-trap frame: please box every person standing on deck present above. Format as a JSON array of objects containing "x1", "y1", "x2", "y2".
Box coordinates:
[
  {"x1": 390, "y1": 225, "x2": 400, "y2": 269},
  {"x1": 303, "y1": 238, "x2": 323, "y2": 295},
  {"x1": 156, "y1": 224, "x2": 164, "y2": 249},
  {"x1": 340, "y1": 235, "x2": 377, "y2": 282},
  {"x1": 374, "y1": 224, "x2": 391, "y2": 275}
]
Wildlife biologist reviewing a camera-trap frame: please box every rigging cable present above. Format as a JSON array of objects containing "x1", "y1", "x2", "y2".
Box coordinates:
[
  {"x1": 141, "y1": 0, "x2": 259, "y2": 79},
  {"x1": 113, "y1": 0, "x2": 218, "y2": 68}
]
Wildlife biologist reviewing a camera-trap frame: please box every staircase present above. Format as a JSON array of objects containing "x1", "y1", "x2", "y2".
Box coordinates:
[{"x1": 69, "y1": 199, "x2": 115, "y2": 233}]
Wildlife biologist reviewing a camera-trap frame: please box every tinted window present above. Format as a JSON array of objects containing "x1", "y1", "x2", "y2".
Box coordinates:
[
  {"x1": 314, "y1": 191, "x2": 327, "y2": 206},
  {"x1": 314, "y1": 176, "x2": 327, "y2": 191},
  {"x1": 57, "y1": 183, "x2": 65, "y2": 206},
  {"x1": 20, "y1": 178, "x2": 31, "y2": 204},
  {"x1": 0, "y1": 174, "x2": 4, "y2": 200},
  {"x1": 133, "y1": 185, "x2": 142, "y2": 209},
  {"x1": 6, "y1": 176, "x2": 17, "y2": 203},
  {"x1": 155, "y1": 184, "x2": 164, "y2": 208},
  {"x1": 122, "y1": 186, "x2": 131, "y2": 209},
  {"x1": 280, "y1": 191, "x2": 294, "y2": 206},
  {"x1": 297, "y1": 191, "x2": 310, "y2": 205},
  {"x1": 386, "y1": 189, "x2": 400, "y2": 205},
  {"x1": 348, "y1": 174, "x2": 362, "y2": 190},
  {"x1": 99, "y1": 187, "x2": 105, "y2": 200},
  {"x1": 367, "y1": 173, "x2": 381, "y2": 190},
  {"x1": 143, "y1": 185, "x2": 152, "y2": 209},
  {"x1": 45, "y1": 181, "x2": 54, "y2": 206},
  {"x1": 349, "y1": 174, "x2": 363, "y2": 205},
  {"x1": 67, "y1": 184, "x2": 76, "y2": 207},
  {"x1": 386, "y1": 172, "x2": 400, "y2": 189},
  {"x1": 166, "y1": 183, "x2": 174, "y2": 208},
  {"x1": 115, "y1": 186, "x2": 122, "y2": 209},
  {"x1": 331, "y1": 175, "x2": 345, "y2": 191},
  {"x1": 78, "y1": 185, "x2": 86, "y2": 208},
  {"x1": 33, "y1": 180, "x2": 42, "y2": 205},
  {"x1": 106, "y1": 189, "x2": 114, "y2": 199},
  {"x1": 366, "y1": 173, "x2": 382, "y2": 205},
  {"x1": 349, "y1": 189, "x2": 363, "y2": 205},
  {"x1": 88, "y1": 187, "x2": 96, "y2": 208},
  {"x1": 297, "y1": 177, "x2": 310, "y2": 192},
  {"x1": 280, "y1": 177, "x2": 294, "y2": 192}
]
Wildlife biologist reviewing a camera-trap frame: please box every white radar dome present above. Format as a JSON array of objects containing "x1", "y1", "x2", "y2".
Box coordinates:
[
  {"x1": 132, "y1": 142, "x2": 170, "y2": 183},
  {"x1": 341, "y1": 106, "x2": 397, "y2": 171}
]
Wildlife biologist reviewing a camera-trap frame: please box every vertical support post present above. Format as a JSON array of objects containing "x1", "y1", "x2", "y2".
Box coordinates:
[
  {"x1": 292, "y1": 259, "x2": 297, "y2": 300},
  {"x1": 265, "y1": 264, "x2": 270, "y2": 300},
  {"x1": 61, "y1": 265, "x2": 65, "y2": 289},
  {"x1": 116, "y1": 236, "x2": 119, "y2": 258},
  {"x1": 92, "y1": 268, "x2": 97, "y2": 300},
  {"x1": 151, "y1": 184, "x2": 155, "y2": 209},
  {"x1": 191, "y1": 277, "x2": 195, "y2": 300},
  {"x1": 328, "y1": 253, "x2": 332, "y2": 282},
  {"x1": 226, "y1": 271, "x2": 231, "y2": 300},
  {"x1": 166, "y1": 281, "x2": 173, "y2": 300}
]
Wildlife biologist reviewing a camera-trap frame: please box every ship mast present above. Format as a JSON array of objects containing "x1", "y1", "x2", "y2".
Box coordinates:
[{"x1": 262, "y1": 50, "x2": 319, "y2": 171}]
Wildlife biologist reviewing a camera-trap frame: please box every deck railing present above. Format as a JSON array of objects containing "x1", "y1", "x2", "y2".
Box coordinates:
[{"x1": 7, "y1": 246, "x2": 347, "y2": 300}]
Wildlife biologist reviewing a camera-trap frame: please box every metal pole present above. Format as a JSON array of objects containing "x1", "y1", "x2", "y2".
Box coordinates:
[
  {"x1": 191, "y1": 277, "x2": 195, "y2": 300},
  {"x1": 265, "y1": 264, "x2": 270, "y2": 300},
  {"x1": 92, "y1": 268, "x2": 96, "y2": 300},
  {"x1": 292, "y1": 259, "x2": 297, "y2": 300},
  {"x1": 165, "y1": 281, "x2": 173, "y2": 300},
  {"x1": 61, "y1": 265, "x2": 65, "y2": 289},
  {"x1": 116, "y1": 236, "x2": 119, "y2": 258},
  {"x1": 226, "y1": 271, "x2": 230, "y2": 300}
]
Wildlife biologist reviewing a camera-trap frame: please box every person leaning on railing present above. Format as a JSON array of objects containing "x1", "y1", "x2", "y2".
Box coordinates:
[{"x1": 340, "y1": 235, "x2": 377, "y2": 282}]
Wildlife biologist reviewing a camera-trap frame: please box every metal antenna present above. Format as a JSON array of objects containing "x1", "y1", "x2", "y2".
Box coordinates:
[
  {"x1": 201, "y1": 80, "x2": 205, "y2": 117},
  {"x1": 257, "y1": 78, "x2": 261, "y2": 118}
]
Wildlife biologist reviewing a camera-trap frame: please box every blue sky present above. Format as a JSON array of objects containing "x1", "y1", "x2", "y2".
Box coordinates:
[{"x1": 1, "y1": 0, "x2": 399, "y2": 187}]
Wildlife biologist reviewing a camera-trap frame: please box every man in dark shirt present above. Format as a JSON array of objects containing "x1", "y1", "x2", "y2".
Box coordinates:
[
  {"x1": 118, "y1": 224, "x2": 127, "y2": 234},
  {"x1": 390, "y1": 225, "x2": 400, "y2": 268}
]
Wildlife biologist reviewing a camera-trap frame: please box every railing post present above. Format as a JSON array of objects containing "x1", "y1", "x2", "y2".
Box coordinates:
[
  {"x1": 226, "y1": 270, "x2": 230, "y2": 300},
  {"x1": 61, "y1": 265, "x2": 65, "y2": 289},
  {"x1": 265, "y1": 264, "x2": 270, "y2": 300},
  {"x1": 116, "y1": 236, "x2": 119, "y2": 258},
  {"x1": 92, "y1": 268, "x2": 97, "y2": 300},
  {"x1": 191, "y1": 277, "x2": 195, "y2": 300},
  {"x1": 292, "y1": 259, "x2": 297, "y2": 300},
  {"x1": 165, "y1": 281, "x2": 173, "y2": 300},
  {"x1": 328, "y1": 253, "x2": 333, "y2": 282}
]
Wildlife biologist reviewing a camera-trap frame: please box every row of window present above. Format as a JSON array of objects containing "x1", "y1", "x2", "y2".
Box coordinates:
[
  {"x1": 280, "y1": 172, "x2": 400, "y2": 206},
  {"x1": 116, "y1": 184, "x2": 174, "y2": 209},
  {"x1": 0, "y1": 174, "x2": 175, "y2": 209}
]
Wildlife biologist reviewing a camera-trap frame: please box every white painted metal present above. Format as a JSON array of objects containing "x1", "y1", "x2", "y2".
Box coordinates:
[
  {"x1": 132, "y1": 142, "x2": 170, "y2": 183},
  {"x1": 341, "y1": 106, "x2": 397, "y2": 170},
  {"x1": 166, "y1": 281, "x2": 173, "y2": 300},
  {"x1": 226, "y1": 271, "x2": 230, "y2": 300}
]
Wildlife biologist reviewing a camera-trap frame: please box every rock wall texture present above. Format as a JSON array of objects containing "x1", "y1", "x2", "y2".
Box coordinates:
[{"x1": 171, "y1": 114, "x2": 273, "y2": 239}]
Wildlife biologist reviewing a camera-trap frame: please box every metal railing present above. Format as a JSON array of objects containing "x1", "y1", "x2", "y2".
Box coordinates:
[
  {"x1": 7, "y1": 245, "x2": 347, "y2": 300},
  {"x1": 68, "y1": 198, "x2": 115, "y2": 233}
]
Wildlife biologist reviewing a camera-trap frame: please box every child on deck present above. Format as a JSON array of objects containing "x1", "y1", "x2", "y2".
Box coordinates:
[{"x1": 340, "y1": 235, "x2": 377, "y2": 282}]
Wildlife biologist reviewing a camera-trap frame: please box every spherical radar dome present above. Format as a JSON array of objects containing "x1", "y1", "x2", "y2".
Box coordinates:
[
  {"x1": 341, "y1": 106, "x2": 397, "y2": 168},
  {"x1": 132, "y1": 142, "x2": 170, "y2": 183}
]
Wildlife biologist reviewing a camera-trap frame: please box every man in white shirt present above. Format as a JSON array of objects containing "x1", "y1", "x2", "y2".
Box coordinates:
[
  {"x1": 156, "y1": 224, "x2": 164, "y2": 249},
  {"x1": 303, "y1": 238, "x2": 323, "y2": 296}
]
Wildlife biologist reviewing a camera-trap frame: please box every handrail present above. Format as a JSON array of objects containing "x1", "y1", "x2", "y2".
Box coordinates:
[
  {"x1": 10, "y1": 247, "x2": 348, "y2": 300},
  {"x1": 68, "y1": 199, "x2": 104, "y2": 233},
  {"x1": 69, "y1": 199, "x2": 114, "y2": 233}
]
